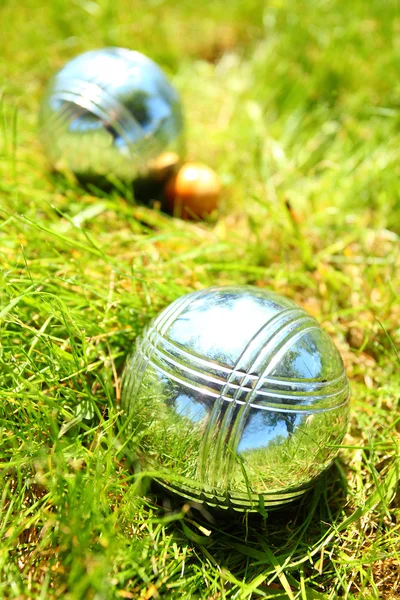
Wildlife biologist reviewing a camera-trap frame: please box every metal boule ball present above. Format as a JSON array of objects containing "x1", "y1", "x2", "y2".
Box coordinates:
[
  {"x1": 122, "y1": 286, "x2": 350, "y2": 512},
  {"x1": 39, "y1": 48, "x2": 184, "y2": 183}
]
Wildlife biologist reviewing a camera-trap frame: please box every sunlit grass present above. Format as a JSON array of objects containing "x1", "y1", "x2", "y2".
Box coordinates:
[{"x1": 1, "y1": 0, "x2": 400, "y2": 598}]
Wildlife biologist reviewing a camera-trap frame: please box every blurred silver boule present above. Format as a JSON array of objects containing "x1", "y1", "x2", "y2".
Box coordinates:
[
  {"x1": 39, "y1": 47, "x2": 183, "y2": 182},
  {"x1": 122, "y1": 286, "x2": 350, "y2": 511}
]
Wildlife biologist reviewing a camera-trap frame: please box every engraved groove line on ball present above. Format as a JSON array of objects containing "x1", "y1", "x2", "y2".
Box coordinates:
[
  {"x1": 45, "y1": 97, "x2": 135, "y2": 166},
  {"x1": 45, "y1": 82, "x2": 147, "y2": 162},
  {"x1": 47, "y1": 89, "x2": 128, "y2": 138},
  {"x1": 223, "y1": 316, "x2": 319, "y2": 489},
  {"x1": 136, "y1": 343, "x2": 349, "y2": 415},
  {"x1": 162, "y1": 478, "x2": 307, "y2": 508},
  {"x1": 43, "y1": 101, "x2": 83, "y2": 136},
  {"x1": 125, "y1": 291, "x2": 212, "y2": 418},
  {"x1": 224, "y1": 320, "x2": 323, "y2": 489},
  {"x1": 140, "y1": 323, "x2": 349, "y2": 408},
  {"x1": 199, "y1": 308, "x2": 305, "y2": 487},
  {"x1": 133, "y1": 296, "x2": 189, "y2": 395},
  {"x1": 146, "y1": 323, "x2": 348, "y2": 396},
  {"x1": 135, "y1": 337, "x2": 350, "y2": 413},
  {"x1": 140, "y1": 333, "x2": 347, "y2": 406},
  {"x1": 148, "y1": 323, "x2": 347, "y2": 389},
  {"x1": 149, "y1": 322, "x2": 348, "y2": 396},
  {"x1": 123, "y1": 295, "x2": 185, "y2": 412},
  {"x1": 197, "y1": 309, "x2": 314, "y2": 487},
  {"x1": 55, "y1": 79, "x2": 143, "y2": 137}
]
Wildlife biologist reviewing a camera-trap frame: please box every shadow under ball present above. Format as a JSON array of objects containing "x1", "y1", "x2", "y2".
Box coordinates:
[
  {"x1": 39, "y1": 48, "x2": 184, "y2": 182},
  {"x1": 122, "y1": 286, "x2": 350, "y2": 512}
]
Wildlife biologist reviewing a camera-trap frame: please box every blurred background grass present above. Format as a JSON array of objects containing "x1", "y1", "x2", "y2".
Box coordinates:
[{"x1": 0, "y1": 0, "x2": 400, "y2": 598}]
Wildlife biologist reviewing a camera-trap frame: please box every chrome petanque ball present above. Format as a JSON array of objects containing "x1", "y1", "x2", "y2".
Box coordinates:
[
  {"x1": 122, "y1": 286, "x2": 350, "y2": 511},
  {"x1": 39, "y1": 48, "x2": 184, "y2": 182}
]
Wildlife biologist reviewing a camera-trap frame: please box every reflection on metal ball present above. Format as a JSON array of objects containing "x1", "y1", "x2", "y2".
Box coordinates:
[
  {"x1": 39, "y1": 48, "x2": 184, "y2": 182},
  {"x1": 122, "y1": 286, "x2": 350, "y2": 511}
]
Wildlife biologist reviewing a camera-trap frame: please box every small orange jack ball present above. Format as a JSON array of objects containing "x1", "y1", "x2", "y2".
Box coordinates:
[{"x1": 165, "y1": 162, "x2": 221, "y2": 219}]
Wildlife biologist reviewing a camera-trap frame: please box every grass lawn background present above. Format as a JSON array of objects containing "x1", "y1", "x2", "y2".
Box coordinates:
[{"x1": 1, "y1": 0, "x2": 400, "y2": 598}]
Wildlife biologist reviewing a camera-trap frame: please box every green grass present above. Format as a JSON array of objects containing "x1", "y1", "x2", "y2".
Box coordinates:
[{"x1": 1, "y1": 0, "x2": 400, "y2": 597}]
